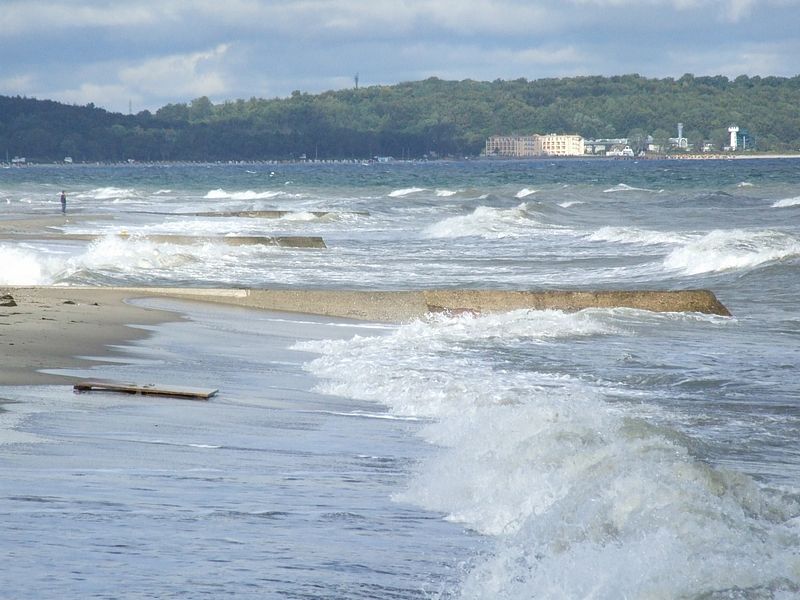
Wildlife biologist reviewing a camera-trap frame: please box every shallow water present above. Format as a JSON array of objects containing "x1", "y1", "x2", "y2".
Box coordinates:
[
  {"x1": 1, "y1": 301, "x2": 482, "y2": 599},
  {"x1": 2, "y1": 158, "x2": 800, "y2": 597}
]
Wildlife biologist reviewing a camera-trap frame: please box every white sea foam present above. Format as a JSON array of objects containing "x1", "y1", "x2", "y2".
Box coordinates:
[
  {"x1": 424, "y1": 203, "x2": 548, "y2": 239},
  {"x1": 0, "y1": 245, "x2": 57, "y2": 285},
  {"x1": 279, "y1": 211, "x2": 321, "y2": 221},
  {"x1": 588, "y1": 226, "x2": 690, "y2": 246},
  {"x1": 205, "y1": 189, "x2": 285, "y2": 200},
  {"x1": 603, "y1": 183, "x2": 659, "y2": 193},
  {"x1": 295, "y1": 310, "x2": 623, "y2": 418},
  {"x1": 664, "y1": 229, "x2": 800, "y2": 275},
  {"x1": 84, "y1": 187, "x2": 137, "y2": 201},
  {"x1": 0, "y1": 235, "x2": 262, "y2": 286},
  {"x1": 388, "y1": 187, "x2": 426, "y2": 197},
  {"x1": 558, "y1": 200, "x2": 583, "y2": 208},
  {"x1": 772, "y1": 195, "x2": 800, "y2": 208},
  {"x1": 435, "y1": 189, "x2": 458, "y2": 197},
  {"x1": 515, "y1": 188, "x2": 537, "y2": 198},
  {"x1": 295, "y1": 311, "x2": 800, "y2": 598}
]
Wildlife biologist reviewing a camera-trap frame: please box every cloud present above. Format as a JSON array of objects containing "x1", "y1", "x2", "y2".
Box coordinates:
[
  {"x1": 0, "y1": 74, "x2": 36, "y2": 95},
  {"x1": 667, "y1": 40, "x2": 800, "y2": 77},
  {"x1": 1, "y1": 0, "x2": 798, "y2": 113},
  {"x1": 0, "y1": 2, "x2": 157, "y2": 35},
  {"x1": 54, "y1": 82, "x2": 132, "y2": 110},
  {"x1": 37, "y1": 44, "x2": 233, "y2": 112},
  {"x1": 567, "y1": 0, "x2": 775, "y2": 22},
  {"x1": 120, "y1": 44, "x2": 231, "y2": 98}
]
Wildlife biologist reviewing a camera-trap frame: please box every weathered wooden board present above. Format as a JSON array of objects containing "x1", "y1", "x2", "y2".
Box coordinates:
[{"x1": 73, "y1": 380, "x2": 218, "y2": 400}]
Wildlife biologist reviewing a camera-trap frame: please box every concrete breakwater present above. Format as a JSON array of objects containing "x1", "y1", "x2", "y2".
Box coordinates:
[
  {"x1": 0, "y1": 233, "x2": 326, "y2": 248},
  {"x1": 188, "y1": 210, "x2": 369, "y2": 218},
  {"x1": 120, "y1": 288, "x2": 731, "y2": 321}
]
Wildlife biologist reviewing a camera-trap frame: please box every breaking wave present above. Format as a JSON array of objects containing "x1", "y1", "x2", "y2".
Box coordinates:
[
  {"x1": 205, "y1": 189, "x2": 286, "y2": 200},
  {"x1": 604, "y1": 183, "x2": 660, "y2": 193},
  {"x1": 515, "y1": 188, "x2": 537, "y2": 198},
  {"x1": 663, "y1": 229, "x2": 800, "y2": 275},
  {"x1": 388, "y1": 187, "x2": 427, "y2": 197},
  {"x1": 424, "y1": 203, "x2": 549, "y2": 239},
  {"x1": 295, "y1": 311, "x2": 800, "y2": 598},
  {"x1": 588, "y1": 226, "x2": 691, "y2": 246},
  {"x1": 773, "y1": 196, "x2": 800, "y2": 208}
]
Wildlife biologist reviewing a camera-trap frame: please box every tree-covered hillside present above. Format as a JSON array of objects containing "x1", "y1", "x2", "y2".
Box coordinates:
[{"x1": 2, "y1": 74, "x2": 799, "y2": 162}]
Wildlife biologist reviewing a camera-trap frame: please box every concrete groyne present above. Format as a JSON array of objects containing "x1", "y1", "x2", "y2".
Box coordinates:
[
  {"x1": 0, "y1": 233, "x2": 326, "y2": 248},
  {"x1": 118, "y1": 288, "x2": 731, "y2": 321}
]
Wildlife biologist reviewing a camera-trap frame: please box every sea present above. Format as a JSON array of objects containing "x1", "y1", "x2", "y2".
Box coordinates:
[{"x1": 1, "y1": 158, "x2": 799, "y2": 599}]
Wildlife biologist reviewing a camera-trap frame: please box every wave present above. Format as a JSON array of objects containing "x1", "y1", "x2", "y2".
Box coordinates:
[
  {"x1": 515, "y1": 188, "x2": 537, "y2": 198},
  {"x1": 294, "y1": 311, "x2": 798, "y2": 597},
  {"x1": 773, "y1": 196, "x2": 800, "y2": 208},
  {"x1": 663, "y1": 229, "x2": 800, "y2": 275},
  {"x1": 435, "y1": 189, "x2": 458, "y2": 197},
  {"x1": 0, "y1": 235, "x2": 265, "y2": 286},
  {"x1": 82, "y1": 187, "x2": 138, "y2": 201},
  {"x1": 0, "y1": 245, "x2": 57, "y2": 285},
  {"x1": 588, "y1": 226, "x2": 691, "y2": 246},
  {"x1": 558, "y1": 200, "x2": 584, "y2": 208},
  {"x1": 424, "y1": 203, "x2": 548, "y2": 239},
  {"x1": 295, "y1": 310, "x2": 623, "y2": 417},
  {"x1": 388, "y1": 187, "x2": 426, "y2": 197},
  {"x1": 204, "y1": 189, "x2": 285, "y2": 200},
  {"x1": 603, "y1": 183, "x2": 660, "y2": 193}
]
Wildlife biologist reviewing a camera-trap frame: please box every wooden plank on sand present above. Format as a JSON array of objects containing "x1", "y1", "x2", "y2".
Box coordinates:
[{"x1": 73, "y1": 380, "x2": 218, "y2": 400}]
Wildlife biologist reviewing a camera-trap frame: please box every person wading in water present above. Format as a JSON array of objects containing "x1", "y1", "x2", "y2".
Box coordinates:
[{"x1": 60, "y1": 190, "x2": 67, "y2": 214}]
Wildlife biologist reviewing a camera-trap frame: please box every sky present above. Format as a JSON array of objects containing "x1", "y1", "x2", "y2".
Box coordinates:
[{"x1": 2, "y1": 0, "x2": 799, "y2": 114}]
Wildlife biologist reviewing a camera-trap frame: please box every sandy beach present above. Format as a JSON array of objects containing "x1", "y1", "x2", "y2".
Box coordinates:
[{"x1": 0, "y1": 286, "x2": 177, "y2": 385}]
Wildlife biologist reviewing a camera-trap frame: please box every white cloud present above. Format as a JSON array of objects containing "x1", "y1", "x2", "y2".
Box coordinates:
[
  {"x1": 0, "y1": 2, "x2": 157, "y2": 35},
  {"x1": 0, "y1": 74, "x2": 37, "y2": 95},
  {"x1": 393, "y1": 42, "x2": 589, "y2": 82},
  {"x1": 38, "y1": 44, "x2": 233, "y2": 112},
  {"x1": 664, "y1": 40, "x2": 800, "y2": 77},
  {"x1": 52, "y1": 82, "x2": 132, "y2": 109},
  {"x1": 120, "y1": 44, "x2": 231, "y2": 98},
  {"x1": 568, "y1": 0, "x2": 781, "y2": 22}
]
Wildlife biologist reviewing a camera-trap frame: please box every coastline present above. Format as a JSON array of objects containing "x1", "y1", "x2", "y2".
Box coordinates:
[
  {"x1": 0, "y1": 284, "x2": 732, "y2": 386},
  {"x1": 0, "y1": 287, "x2": 178, "y2": 385}
]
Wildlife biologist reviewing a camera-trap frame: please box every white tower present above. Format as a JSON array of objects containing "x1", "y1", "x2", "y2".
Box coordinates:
[
  {"x1": 728, "y1": 125, "x2": 739, "y2": 151},
  {"x1": 677, "y1": 123, "x2": 687, "y2": 149}
]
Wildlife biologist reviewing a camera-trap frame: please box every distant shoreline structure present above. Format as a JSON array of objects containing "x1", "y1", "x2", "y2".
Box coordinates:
[{"x1": 3, "y1": 153, "x2": 800, "y2": 169}]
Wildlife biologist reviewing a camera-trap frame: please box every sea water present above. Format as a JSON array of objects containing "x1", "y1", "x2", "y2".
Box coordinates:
[{"x1": 1, "y1": 159, "x2": 799, "y2": 598}]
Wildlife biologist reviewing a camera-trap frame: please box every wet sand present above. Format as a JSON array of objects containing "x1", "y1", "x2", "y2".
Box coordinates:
[
  {"x1": 1, "y1": 284, "x2": 731, "y2": 386},
  {"x1": 0, "y1": 287, "x2": 177, "y2": 385}
]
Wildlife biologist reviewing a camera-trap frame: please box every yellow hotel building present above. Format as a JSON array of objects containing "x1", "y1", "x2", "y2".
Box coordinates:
[{"x1": 485, "y1": 134, "x2": 585, "y2": 157}]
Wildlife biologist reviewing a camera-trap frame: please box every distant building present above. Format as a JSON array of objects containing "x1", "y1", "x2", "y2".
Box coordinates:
[
  {"x1": 726, "y1": 125, "x2": 754, "y2": 151},
  {"x1": 485, "y1": 134, "x2": 584, "y2": 157},
  {"x1": 485, "y1": 135, "x2": 538, "y2": 157},
  {"x1": 584, "y1": 138, "x2": 629, "y2": 155},
  {"x1": 536, "y1": 134, "x2": 585, "y2": 157},
  {"x1": 607, "y1": 145, "x2": 635, "y2": 157}
]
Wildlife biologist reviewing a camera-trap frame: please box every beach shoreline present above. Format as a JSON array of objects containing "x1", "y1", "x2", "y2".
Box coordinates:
[
  {"x1": 0, "y1": 287, "x2": 179, "y2": 385},
  {"x1": 1, "y1": 284, "x2": 731, "y2": 386}
]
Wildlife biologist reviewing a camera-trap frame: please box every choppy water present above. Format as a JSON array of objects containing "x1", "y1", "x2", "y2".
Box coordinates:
[{"x1": 2, "y1": 158, "x2": 800, "y2": 598}]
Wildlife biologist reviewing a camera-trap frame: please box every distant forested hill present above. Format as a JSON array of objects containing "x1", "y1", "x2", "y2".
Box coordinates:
[{"x1": 2, "y1": 74, "x2": 799, "y2": 162}]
